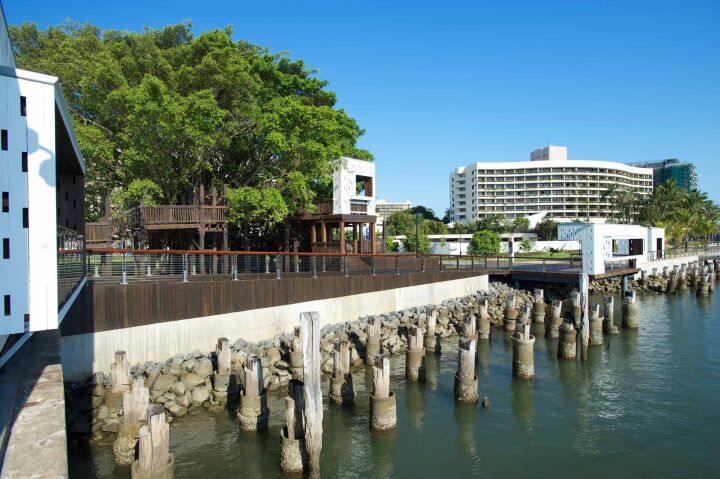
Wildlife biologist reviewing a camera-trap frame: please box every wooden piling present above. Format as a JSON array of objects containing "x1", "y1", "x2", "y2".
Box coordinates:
[
  {"x1": 288, "y1": 326, "x2": 304, "y2": 380},
  {"x1": 212, "y1": 337, "x2": 236, "y2": 406},
  {"x1": 113, "y1": 378, "x2": 150, "y2": 466},
  {"x1": 366, "y1": 317, "x2": 382, "y2": 365},
  {"x1": 370, "y1": 355, "x2": 397, "y2": 430},
  {"x1": 237, "y1": 355, "x2": 269, "y2": 431},
  {"x1": 532, "y1": 289, "x2": 546, "y2": 323},
  {"x1": 406, "y1": 325, "x2": 426, "y2": 383},
  {"x1": 131, "y1": 405, "x2": 174, "y2": 479},
  {"x1": 477, "y1": 300, "x2": 491, "y2": 340},
  {"x1": 603, "y1": 296, "x2": 619, "y2": 335},
  {"x1": 504, "y1": 295, "x2": 518, "y2": 331},
  {"x1": 280, "y1": 380, "x2": 306, "y2": 473},
  {"x1": 329, "y1": 340, "x2": 355, "y2": 404},
  {"x1": 301, "y1": 312, "x2": 323, "y2": 477},
  {"x1": 454, "y1": 337, "x2": 478, "y2": 403},
  {"x1": 424, "y1": 309, "x2": 440, "y2": 353}
]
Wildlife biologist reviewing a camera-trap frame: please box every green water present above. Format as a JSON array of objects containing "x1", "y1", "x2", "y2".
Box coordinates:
[{"x1": 70, "y1": 291, "x2": 720, "y2": 478}]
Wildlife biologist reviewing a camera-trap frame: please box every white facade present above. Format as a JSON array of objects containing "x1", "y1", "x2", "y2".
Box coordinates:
[
  {"x1": 449, "y1": 146, "x2": 654, "y2": 223},
  {"x1": 558, "y1": 223, "x2": 664, "y2": 275},
  {"x1": 0, "y1": 5, "x2": 85, "y2": 335},
  {"x1": 332, "y1": 157, "x2": 376, "y2": 216},
  {"x1": 375, "y1": 199, "x2": 411, "y2": 219}
]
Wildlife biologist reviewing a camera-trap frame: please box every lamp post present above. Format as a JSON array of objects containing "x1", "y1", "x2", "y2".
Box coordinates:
[{"x1": 414, "y1": 213, "x2": 422, "y2": 254}]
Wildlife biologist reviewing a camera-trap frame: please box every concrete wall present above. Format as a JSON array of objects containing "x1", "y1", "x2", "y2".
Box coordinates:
[{"x1": 60, "y1": 274, "x2": 489, "y2": 381}]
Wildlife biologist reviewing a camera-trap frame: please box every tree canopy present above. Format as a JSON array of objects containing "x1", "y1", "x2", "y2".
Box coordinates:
[
  {"x1": 468, "y1": 230, "x2": 501, "y2": 255},
  {"x1": 10, "y1": 21, "x2": 372, "y2": 222}
]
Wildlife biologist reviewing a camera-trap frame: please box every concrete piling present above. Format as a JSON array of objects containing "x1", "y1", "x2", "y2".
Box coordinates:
[
  {"x1": 212, "y1": 337, "x2": 236, "y2": 406},
  {"x1": 697, "y1": 271, "x2": 710, "y2": 297},
  {"x1": 280, "y1": 380, "x2": 306, "y2": 473},
  {"x1": 365, "y1": 317, "x2": 382, "y2": 365},
  {"x1": 651, "y1": 267, "x2": 658, "y2": 278},
  {"x1": 370, "y1": 355, "x2": 397, "y2": 430},
  {"x1": 545, "y1": 299, "x2": 563, "y2": 339},
  {"x1": 329, "y1": 340, "x2": 355, "y2": 404},
  {"x1": 237, "y1": 356, "x2": 269, "y2": 431},
  {"x1": 557, "y1": 318, "x2": 577, "y2": 360},
  {"x1": 288, "y1": 327, "x2": 304, "y2": 380},
  {"x1": 503, "y1": 295, "x2": 518, "y2": 331},
  {"x1": 678, "y1": 266, "x2": 688, "y2": 291},
  {"x1": 405, "y1": 325, "x2": 426, "y2": 383},
  {"x1": 511, "y1": 313, "x2": 535, "y2": 379},
  {"x1": 454, "y1": 337, "x2": 479, "y2": 403},
  {"x1": 588, "y1": 304, "x2": 603, "y2": 346},
  {"x1": 114, "y1": 377, "x2": 150, "y2": 466},
  {"x1": 132, "y1": 405, "x2": 174, "y2": 479},
  {"x1": 477, "y1": 300, "x2": 491, "y2": 340},
  {"x1": 424, "y1": 309, "x2": 441, "y2": 353},
  {"x1": 662, "y1": 266, "x2": 668, "y2": 278},
  {"x1": 603, "y1": 296, "x2": 619, "y2": 335},
  {"x1": 622, "y1": 291, "x2": 639, "y2": 329},
  {"x1": 532, "y1": 289, "x2": 546, "y2": 323},
  {"x1": 666, "y1": 271, "x2": 678, "y2": 294}
]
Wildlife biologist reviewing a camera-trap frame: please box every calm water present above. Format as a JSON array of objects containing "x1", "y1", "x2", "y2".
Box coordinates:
[{"x1": 70, "y1": 290, "x2": 720, "y2": 478}]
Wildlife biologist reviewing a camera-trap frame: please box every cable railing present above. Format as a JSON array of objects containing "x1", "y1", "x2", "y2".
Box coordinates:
[{"x1": 84, "y1": 248, "x2": 581, "y2": 284}]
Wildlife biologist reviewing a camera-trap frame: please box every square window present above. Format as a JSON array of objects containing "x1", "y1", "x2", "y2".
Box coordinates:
[{"x1": 20, "y1": 96, "x2": 27, "y2": 116}]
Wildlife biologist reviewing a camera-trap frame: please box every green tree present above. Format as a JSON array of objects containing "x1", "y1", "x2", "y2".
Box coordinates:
[
  {"x1": 110, "y1": 179, "x2": 163, "y2": 218},
  {"x1": 408, "y1": 205, "x2": 439, "y2": 221},
  {"x1": 404, "y1": 231, "x2": 430, "y2": 254},
  {"x1": 468, "y1": 230, "x2": 501, "y2": 255},
  {"x1": 226, "y1": 186, "x2": 288, "y2": 250},
  {"x1": 534, "y1": 218, "x2": 557, "y2": 240},
  {"x1": 425, "y1": 220, "x2": 449, "y2": 234},
  {"x1": 475, "y1": 214, "x2": 507, "y2": 233},
  {"x1": 385, "y1": 211, "x2": 416, "y2": 236},
  {"x1": 10, "y1": 21, "x2": 371, "y2": 229},
  {"x1": 512, "y1": 217, "x2": 530, "y2": 232}
]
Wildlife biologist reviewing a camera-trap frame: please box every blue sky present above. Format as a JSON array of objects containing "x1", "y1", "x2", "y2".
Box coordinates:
[{"x1": 5, "y1": 0, "x2": 719, "y2": 215}]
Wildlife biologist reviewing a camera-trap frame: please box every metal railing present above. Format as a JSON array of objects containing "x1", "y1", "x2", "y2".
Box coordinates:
[{"x1": 84, "y1": 249, "x2": 581, "y2": 284}]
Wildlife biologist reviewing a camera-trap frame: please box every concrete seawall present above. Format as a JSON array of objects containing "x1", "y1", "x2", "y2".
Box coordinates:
[
  {"x1": 636, "y1": 255, "x2": 698, "y2": 278},
  {"x1": 60, "y1": 275, "x2": 488, "y2": 381}
]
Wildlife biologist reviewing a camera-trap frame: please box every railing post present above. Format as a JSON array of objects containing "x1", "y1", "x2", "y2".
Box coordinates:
[
  {"x1": 542, "y1": 258, "x2": 546, "y2": 273},
  {"x1": 440, "y1": 257, "x2": 443, "y2": 272},
  {"x1": 421, "y1": 256, "x2": 425, "y2": 273},
  {"x1": 276, "y1": 255, "x2": 282, "y2": 279},
  {"x1": 371, "y1": 256, "x2": 376, "y2": 276},
  {"x1": 295, "y1": 254, "x2": 300, "y2": 273},
  {"x1": 265, "y1": 255, "x2": 270, "y2": 274},
  {"x1": 233, "y1": 255, "x2": 238, "y2": 281},
  {"x1": 344, "y1": 256, "x2": 349, "y2": 277},
  {"x1": 94, "y1": 264, "x2": 100, "y2": 278},
  {"x1": 322, "y1": 256, "x2": 326, "y2": 273},
  {"x1": 471, "y1": 256, "x2": 474, "y2": 271},
  {"x1": 183, "y1": 254, "x2": 188, "y2": 282},
  {"x1": 395, "y1": 255, "x2": 400, "y2": 275},
  {"x1": 456, "y1": 256, "x2": 460, "y2": 271},
  {"x1": 312, "y1": 256, "x2": 318, "y2": 278},
  {"x1": 496, "y1": 257, "x2": 499, "y2": 269},
  {"x1": 121, "y1": 253, "x2": 128, "y2": 285},
  {"x1": 484, "y1": 257, "x2": 488, "y2": 270}
]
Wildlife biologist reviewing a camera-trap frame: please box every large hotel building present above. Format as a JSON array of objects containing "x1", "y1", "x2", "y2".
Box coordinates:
[{"x1": 449, "y1": 146, "x2": 653, "y2": 223}]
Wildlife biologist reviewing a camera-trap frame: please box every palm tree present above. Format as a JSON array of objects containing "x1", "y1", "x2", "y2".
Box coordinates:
[{"x1": 601, "y1": 184, "x2": 620, "y2": 222}]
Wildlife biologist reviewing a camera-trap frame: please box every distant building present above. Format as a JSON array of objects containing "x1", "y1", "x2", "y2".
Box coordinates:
[
  {"x1": 1, "y1": 1, "x2": 86, "y2": 338},
  {"x1": 375, "y1": 200, "x2": 412, "y2": 219},
  {"x1": 629, "y1": 159, "x2": 697, "y2": 191},
  {"x1": 448, "y1": 146, "x2": 653, "y2": 223}
]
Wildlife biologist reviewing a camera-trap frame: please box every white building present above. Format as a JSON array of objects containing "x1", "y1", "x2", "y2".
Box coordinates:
[
  {"x1": 558, "y1": 223, "x2": 664, "y2": 276},
  {"x1": 0, "y1": 3, "x2": 86, "y2": 338},
  {"x1": 449, "y1": 146, "x2": 654, "y2": 223},
  {"x1": 375, "y1": 199, "x2": 411, "y2": 219},
  {"x1": 332, "y1": 157, "x2": 376, "y2": 216}
]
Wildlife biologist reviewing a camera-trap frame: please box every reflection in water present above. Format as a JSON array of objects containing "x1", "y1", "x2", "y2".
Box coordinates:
[
  {"x1": 454, "y1": 402, "x2": 478, "y2": 457},
  {"x1": 502, "y1": 330, "x2": 513, "y2": 353},
  {"x1": 544, "y1": 336, "x2": 558, "y2": 361},
  {"x1": 424, "y1": 352, "x2": 441, "y2": 390},
  {"x1": 370, "y1": 426, "x2": 397, "y2": 479},
  {"x1": 476, "y1": 341, "x2": 490, "y2": 376},
  {"x1": 511, "y1": 379, "x2": 534, "y2": 433},
  {"x1": 697, "y1": 296, "x2": 712, "y2": 312},
  {"x1": 405, "y1": 382, "x2": 425, "y2": 431},
  {"x1": 532, "y1": 323, "x2": 546, "y2": 339}
]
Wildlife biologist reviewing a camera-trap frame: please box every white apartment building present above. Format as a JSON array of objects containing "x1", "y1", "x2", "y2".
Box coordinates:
[
  {"x1": 0, "y1": 3, "x2": 86, "y2": 338},
  {"x1": 449, "y1": 146, "x2": 653, "y2": 223}
]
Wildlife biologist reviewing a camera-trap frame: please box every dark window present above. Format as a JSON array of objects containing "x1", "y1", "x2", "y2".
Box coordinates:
[
  {"x1": 2, "y1": 238, "x2": 8, "y2": 259},
  {"x1": 73, "y1": 199, "x2": 76, "y2": 209},
  {"x1": 2, "y1": 192, "x2": 7, "y2": 212},
  {"x1": 65, "y1": 192, "x2": 68, "y2": 201},
  {"x1": 1, "y1": 130, "x2": 7, "y2": 150},
  {"x1": 21, "y1": 152, "x2": 27, "y2": 172},
  {"x1": 72, "y1": 175, "x2": 76, "y2": 185},
  {"x1": 22, "y1": 208, "x2": 28, "y2": 228},
  {"x1": 3, "y1": 295, "x2": 10, "y2": 316},
  {"x1": 20, "y1": 96, "x2": 27, "y2": 116},
  {"x1": 57, "y1": 208, "x2": 60, "y2": 218},
  {"x1": 65, "y1": 219, "x2": 69, "y2": 228}
]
